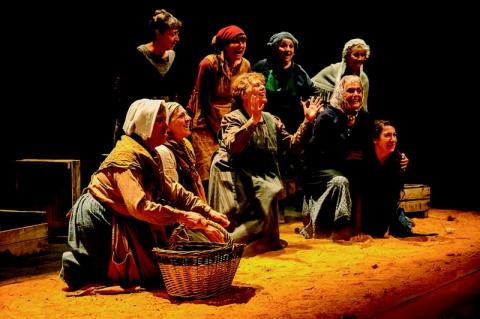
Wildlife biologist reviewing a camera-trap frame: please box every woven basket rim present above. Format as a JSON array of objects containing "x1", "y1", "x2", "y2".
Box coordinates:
[
  {"x1": 152, "y1": 220, "x2": 235, "y2": 257},
  {"x1": 153, "y1": 221, "x2": 245, "y2": 299}
]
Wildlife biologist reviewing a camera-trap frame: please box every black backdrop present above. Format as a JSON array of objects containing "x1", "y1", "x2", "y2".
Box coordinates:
[{"x1": 4, "y1": 1, "x2": 479, "y2": 210}]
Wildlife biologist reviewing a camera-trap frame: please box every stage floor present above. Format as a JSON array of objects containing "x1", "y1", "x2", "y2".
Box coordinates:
[{"x1": 1, "y1": 209, "x2": 480, "y2": 318}]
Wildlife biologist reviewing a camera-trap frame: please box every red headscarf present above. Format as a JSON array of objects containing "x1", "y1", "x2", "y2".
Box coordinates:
[
  {"x1": 212, "y1": 25, "x2": 246, "y2": 50},
  {"x1": 215, "y1": 25, "x2": 245, "y2": 42}
]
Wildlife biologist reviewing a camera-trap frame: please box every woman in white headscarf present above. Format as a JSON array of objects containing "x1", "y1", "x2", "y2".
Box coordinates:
[
  {"x1": 61, "y1": 99, "x2": 229, "y2": 291},
  {"x1": 312, "y1": 38, "x2": 370, "y2": 111}
]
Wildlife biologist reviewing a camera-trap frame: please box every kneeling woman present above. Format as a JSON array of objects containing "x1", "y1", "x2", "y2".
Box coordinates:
[
  {"x1": 360, "y1": 119, "x2": 408, "y2": 237},
  {"x1": 61, "y1": 99, "x2": 229, "y2": 290},
  {"x1": 209, "y1": 72, "x2": 322, "y2": 255}
]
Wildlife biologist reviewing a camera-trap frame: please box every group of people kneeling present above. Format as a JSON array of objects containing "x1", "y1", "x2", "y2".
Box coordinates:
[{"x1": 61, "y1": 73, "x2": 409, "y2": 291}]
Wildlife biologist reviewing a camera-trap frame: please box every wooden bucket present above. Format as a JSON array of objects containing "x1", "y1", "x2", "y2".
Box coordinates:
[{"x1": 399, "y1": 184, "x2": 431, "y2": 217}]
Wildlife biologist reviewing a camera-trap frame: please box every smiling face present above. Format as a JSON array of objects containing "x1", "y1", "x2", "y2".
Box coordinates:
[
  {"x1": 346, "y1": 45, "x2": 368, "y2": 74},
  {"x1": 224, "y1": 34, "x2": 247, "y2": 64},
  {"x1": 342, "y1": 78, "x2": 363, "y2": 113},
  {"x1": 374, "y1": 124, "x2": 397, "y2": 155},
  {"x1": 241, "y1": 75, "x2": 267, "y2": 110},
  {"x1": 275, "y1": 38, "x2": 295, "y2": 68},
  {"x1": 168, "y1": 106, "x2": 191, "y2": 142}
]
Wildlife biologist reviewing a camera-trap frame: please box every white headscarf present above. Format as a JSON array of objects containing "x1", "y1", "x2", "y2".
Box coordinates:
[
  {"x1": 334, "y1": 39, "x2": 370, "y2": 90},
  {"x1": 123, "y1": 99, "x2": 166, "y2": 140},
  {"x1": 330, "y1": 75, "x2": 363, "y2": 114},
  {"x1": 312, "y1": 38, "x2": 370, "y2": 111},
  {"x1": 341, "y1": 38, "x2": 371, "y2": 61}
]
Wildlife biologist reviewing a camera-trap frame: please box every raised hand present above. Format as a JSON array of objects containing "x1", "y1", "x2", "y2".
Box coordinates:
[
  {"x1": 302, "y1": 96, "x2": 324, "y2": 122},
  {"x1": 249, "y1": 93, "x2": 264, "y2": 125}
]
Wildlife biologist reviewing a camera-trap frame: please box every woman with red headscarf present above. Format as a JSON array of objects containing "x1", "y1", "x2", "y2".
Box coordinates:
[{"x1": 187, "y1": 25, "x2": 251, "y2": 193}]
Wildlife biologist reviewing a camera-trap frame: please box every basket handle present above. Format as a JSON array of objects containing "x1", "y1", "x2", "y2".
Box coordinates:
[
  {"x1": 168, "y1": 223, "x2": 190, "y2": 244},
  {"x1": 168, "y1": 220, "x2": 232, "y2": 245},
  {"x1": 206, "y1": 220, "x2": 232, "y2": 245}
]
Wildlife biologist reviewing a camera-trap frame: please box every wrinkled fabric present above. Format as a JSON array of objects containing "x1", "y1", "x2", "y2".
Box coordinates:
[
  {"x1": 123, "y1": 99, "x2": 165, "y2": 140},
  {"x1": 61, "y1": 193, "x2": 113, "y2": 289},
  {"x1": 62, "y1": 134, "x2": 214, "y2": 290},
  {"x1": 311, "y1": 38, "x2": 370, "y2": 111},
  {"x1": 188, "y1": 53, "x2": 251, "y2": 180},
  {"x1": 158, "y1": 138, "x2": 206, "y2": 202},
  {"x1": 209, "y1": 109, "x2": 311, "y2": 245},
  {"x1": 300, "y1": 174, "x2": 352, "y2": 239},
  {"x1": 209, "y1": 111, "x2": 282, "y2": 244}
]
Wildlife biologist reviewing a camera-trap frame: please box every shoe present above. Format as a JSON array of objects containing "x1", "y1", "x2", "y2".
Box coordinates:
[
  {"x1": 271, "y1": 239, "x2": 288, "y2": 251},
  {"x1": 298, "y1": 224, "x2": 313, "y2": 239},
  {"x1": 332, "y1": 226, "x2": 352, "y2": 241}
]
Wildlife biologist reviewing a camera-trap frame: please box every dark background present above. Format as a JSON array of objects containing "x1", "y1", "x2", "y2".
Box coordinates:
[{"x1": 3, "y1": 1, "x2": 478, "y2": 210}]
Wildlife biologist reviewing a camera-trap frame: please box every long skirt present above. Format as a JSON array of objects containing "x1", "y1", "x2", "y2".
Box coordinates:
[
  {"x1": 300, "y1": 171, "x2": 352, "y2": 239},
  {"x1": 209, "y1": 149, "x2": 283, "y2": 245},
  {"x1": 60, "y1": 193, "x2": 162, "y2": 289}
]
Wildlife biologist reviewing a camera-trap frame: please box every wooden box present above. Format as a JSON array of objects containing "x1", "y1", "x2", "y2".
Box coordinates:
[
  {"x1": 399, "y1": 184, "x2": 431, "y2": 217},
  {"x1": 14, "y1": 159, "x2": 80, "y2": 236},
  {"x1": 0, "y1": 209, "x2": 48, "y2": 257}
]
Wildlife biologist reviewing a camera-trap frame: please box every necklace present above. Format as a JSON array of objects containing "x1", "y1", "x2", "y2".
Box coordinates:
[
  {"x1": 347, "y1": 114, "x2": 357, "y2": 122},
  {"x1": 346, "y1": 113, "x2": 358, "y2": 128}
]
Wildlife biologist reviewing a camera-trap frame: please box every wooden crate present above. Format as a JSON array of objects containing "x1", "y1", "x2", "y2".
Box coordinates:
[
  {"x1": 15, "y1": 159, "x2": 80, "y2": 235},
  {"x1": 0, "y1": 209, "x2": 48, "y2": 257},
  {"x1": 399, "y1": 184, "x2": 431, "y2": 217}
]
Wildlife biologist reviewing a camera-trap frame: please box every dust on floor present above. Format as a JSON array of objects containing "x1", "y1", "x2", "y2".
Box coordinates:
[{"x1": 1, "y1": 209, "x2": 480, "y2": 319}]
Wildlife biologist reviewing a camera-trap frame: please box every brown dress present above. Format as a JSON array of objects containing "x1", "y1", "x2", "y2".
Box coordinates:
[{"x1": 188, "y1": 53, "x2": 251, "y2": 181}]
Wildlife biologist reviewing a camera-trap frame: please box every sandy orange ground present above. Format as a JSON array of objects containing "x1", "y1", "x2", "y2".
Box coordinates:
[{"x1": 1, "y1": 209, "x2": 480, "y2": 319}]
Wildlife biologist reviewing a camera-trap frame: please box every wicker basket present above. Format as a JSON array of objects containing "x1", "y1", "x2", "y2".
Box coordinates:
[{"x1": 153, "y1": 221, "x2": 244, "y2": 299}]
